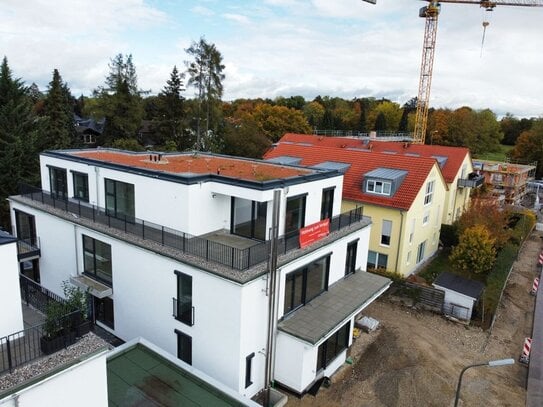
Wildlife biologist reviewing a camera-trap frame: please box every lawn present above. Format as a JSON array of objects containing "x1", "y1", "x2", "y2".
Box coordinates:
[{"x1": 473, "y1": 144, "x2": 513, "y2": 161}]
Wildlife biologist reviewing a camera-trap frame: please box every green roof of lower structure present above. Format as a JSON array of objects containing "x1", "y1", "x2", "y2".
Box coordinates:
[{"x1": 107, "y1": 343, "x2": 247, "y2": 407}]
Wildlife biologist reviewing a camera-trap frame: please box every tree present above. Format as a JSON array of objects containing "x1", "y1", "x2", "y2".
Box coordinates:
[
  {"x1": 41, "y1": 69, "x2": 75, "y2": 149},
  {"x1": 222, "y1": 115, "x2": 271, "y2": 158},
  {"x1": 185, "y1": 37, "x2": 225, "y2": 149},
  {"x1": 302, "y1": 101, "x2": 325, "y2": 128},
  {"x1": 398, "y1": 97, "x2": 417, "y2": 132},
  {"x1": 450, "y1": 225, "x2": 496, "y2": 274},
  {"x1": 154, "y1": 65, "x2": 186, "y2": 148},
  {"x1": 374, "y1": 112, "x2": 387, "y2": 131},
  {"x1": 457, "y1": 200, "x2": 510, "y2": 250},
  {"x1": 510, "y1": 119, "x2": 543, "y2": 177},
  {"x1": 248, "y1": 103, "x2": 311, "y2": 142},
  {"x1": 93, "y1": 54, "x2": 144, "y2": 145}
]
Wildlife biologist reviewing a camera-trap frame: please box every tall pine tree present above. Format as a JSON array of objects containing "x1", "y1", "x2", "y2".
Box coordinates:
[
  {"x1": 156, "y1": 65, "x2": 186, "y2": 148},
  {"x1": 42, "y1": 69, "x2": 75, "y2": 149}
]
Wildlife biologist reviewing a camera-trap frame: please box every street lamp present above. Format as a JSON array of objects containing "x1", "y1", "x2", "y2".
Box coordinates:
[{"x1": 454, "y1": 358, "x2": 515, "y2": 407}]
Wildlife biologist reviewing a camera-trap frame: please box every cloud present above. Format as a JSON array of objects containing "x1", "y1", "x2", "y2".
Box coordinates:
[
  {"x1": 191, "y1": 6, "x2": 215, "y2": 17},
  {"x1": 223, "y1": 13, "x2": 251, "y2": 25}
]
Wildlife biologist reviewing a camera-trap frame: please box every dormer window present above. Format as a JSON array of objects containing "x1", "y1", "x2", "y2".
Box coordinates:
[{"x1": 367, "y1": 180, "x2": 392, "y2": 195}]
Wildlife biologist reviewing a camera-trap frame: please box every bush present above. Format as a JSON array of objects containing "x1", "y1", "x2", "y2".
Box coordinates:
[
  {"x1": 440, "y1": 224, "x2": 459, "y2": 248},
  {"x1": 450, "y1": 225, "x2": 496, "y2": 274},
  {"x1": 510, "y1": 211, "x2": 536, "y2": 245}
]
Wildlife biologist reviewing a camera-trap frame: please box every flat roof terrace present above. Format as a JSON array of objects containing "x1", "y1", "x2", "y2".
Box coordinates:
[{"x1": 69, "y1": 150, "x2": 314, "y2": 182}]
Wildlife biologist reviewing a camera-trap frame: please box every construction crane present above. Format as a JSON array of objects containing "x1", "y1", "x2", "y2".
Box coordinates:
[{"x1": 362, "y1": 0, "x2": 543, "y2": 144}]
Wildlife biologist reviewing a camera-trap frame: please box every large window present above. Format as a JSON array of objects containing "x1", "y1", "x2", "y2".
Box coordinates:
[
  {"x1": 175, "y1": 330, "x2": 192, "y2": 365},
  {"x1": 174, "y1": 271, "x2": 193, "y2": 326},
  {"x1": 417, "y1": 240, "x2": 426, "y2": 264},
  {"x1": 231, "y1": 198, "x2": 267, "y2": 241},
  {"x1": 105, "y1": 178, "x2": 135, "y2": 220},
  {"x1": 49, "y1": 166, "x2": 67, "y2": 199},
  {"x1": 316, "y1": 322, "x2": 350, "y2": 371},
  {"x1": 83, "y1": 235, "x2": 112, "y2": 286},
  {"x1": 283, "y1": 255, "x2": 330, "y2": 315},
  {"x1": 424, "y1": 180, "x2": 435, "y2": 205},
  {"x1": 15, "y1": 210, "x2": 37, "y2": 244},
  {"x1": 366, "y1": 180, "x2": 391, "y2": 196},
  {"x1": 72, "y1": 171, "x2": 89, "y2": 202},
  {"x1": 245, "y1": 353, "x2": 255, "y2": 389},
  {"x1": 94, "y1": 296, "x2": 114, "y2": 329},
  {"x1": 285, "y1": 195, "x2": 306, "y2": 236},
  {"x1": 381, "y1": 220, "x2": 392, "y2": 246},
  {"x1": 345, "y1": 240, "x2": 358, "y2": 276},
  {"x1": 367, "y1": 251, "x2": 388, "y2": 270},
  {"x1": 320, "y1": 188, "x2": 334, "y2": 221}
]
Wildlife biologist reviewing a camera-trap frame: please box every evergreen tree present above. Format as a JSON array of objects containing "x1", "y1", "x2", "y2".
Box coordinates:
[
  {"x1": 375, "y1": 112, "x2": 387, "y2": 131},
  {"x1": 42, "y1": 69, "x2": 75, "y2": 149},
  {"x1": 185, "y1": 38, "x2": 225, "y2": 149},
  {"x1": 156, "y1": 65, "x2": 186, "y2": 148}
]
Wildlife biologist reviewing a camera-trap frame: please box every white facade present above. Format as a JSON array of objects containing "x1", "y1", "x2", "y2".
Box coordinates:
[
  {"x1": 0, "y1": 350, "x2": 108, "y2": 407},
  {"x1": 9, "y1": 149, "x2": 388, "y2": 397},
  {"x1": 0, "y1": 233, "x2": 24, "y2": 338},
  {"x1": 433, "y1": 284, "x2": 477, "y2": 321}
]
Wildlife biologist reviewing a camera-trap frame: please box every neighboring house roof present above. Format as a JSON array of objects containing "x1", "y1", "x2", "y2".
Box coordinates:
[
  {"x1": 433, "y1": 271, "x2": 485, "y2": 299},
  {"x1": 74, "y1": 116, "x2": 105, "y2": 135},
  {"x1": 264, "y1": 143, "x2": 441, "y2": 211},
  {"x1": 0, "y1": 229, "x2": 16, "y2": 245},
  {"x1": 276, "y1": 133, "x2": 471, "y2": 184}
]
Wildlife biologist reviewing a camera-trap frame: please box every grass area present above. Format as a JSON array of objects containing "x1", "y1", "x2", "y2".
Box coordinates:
[
  {"x1": 473, "y1": 144, "x2": 513, "y2": 161},
  {"x1": 417, "y1": 248, "x2": 450, "y2": 283}
]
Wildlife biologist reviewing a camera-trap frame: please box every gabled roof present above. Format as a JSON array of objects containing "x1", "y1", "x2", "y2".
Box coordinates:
[
  {"x1": 433, "y1": 271, "x2": 485, "y2": 299},
  {"x1": 264, "y1": 142, "x2": 442, "y2": 211},
  {"x1": 277, "y1": 133, "x2": 470, "y2": 183}
]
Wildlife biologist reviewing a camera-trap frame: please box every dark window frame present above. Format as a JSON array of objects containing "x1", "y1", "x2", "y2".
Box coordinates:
[
  {"x1": 283, "y1": 254, "x2": 330, "y2": 316},
  {"x1": 316, "y1": 321, "x2": 350, "y2": 371},
  {"x1": 175, "y1": 329, "x2": 192, "y2": 365},
  {"x1": 174, "y1": 270, "x2": 193, "y2": 326},
  {"x1": 245, "y1": 352, "x2": 255, "y2": 388},
  {"x1": 93, "y1": 296, "x2": 114, "y2": 329},
  {"x1": 48, "y1": 166, "x2": 68, "y2": 199},
  {"x1": 285, "y1": 194, "x2": 307, "y2": 236},
  {"x1": 320, "y1": 187, "x2": 335, "y2": 221},
  {"x1": 345, "y1": 240, "x2": 358, "y2": 276},
  {"x1": 72, "y1": 171, "x2": 89, "y2": 202},
  {"x1": 14, "y1": 210, "x2": 37, "y2": 244},
  {"x1": 230, "y1": 197, "x2": 267, "y2": 241},
  {"x1": 104, "y1": 178, "x2": 135, "y2": 221},
  {"x1": 83, "y1": 234, "x2": 112, "y2": 286}
]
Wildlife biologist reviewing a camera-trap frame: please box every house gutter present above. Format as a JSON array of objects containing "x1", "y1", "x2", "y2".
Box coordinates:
[{"x1": 395, "y1": 210, "x2": 405, "y2": 274}]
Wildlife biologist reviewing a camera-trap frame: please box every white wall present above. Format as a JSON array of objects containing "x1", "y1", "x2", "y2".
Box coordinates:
[
  {"x1": 0, "y1": 241, "x2": 24, "y2": 338},
  {"x1": 0, "y1": 351, "x2": 108, "y2": 407},
  {"x1": 434, "y1": 285, "x2": 476, "y2": 320}
]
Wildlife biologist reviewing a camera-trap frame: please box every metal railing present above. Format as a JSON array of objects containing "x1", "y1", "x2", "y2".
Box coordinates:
[
  {"x1": 18, "y1": 184, "x2": 367, "y2": 271},
  {"x1": 0, "y1": 311, "x2": 81, "y2": 375},
  {"x1": 172, "y1": 298, "x2": 194, "y2": 326},
  {"x1": 313, "y1": 130, "x2": 414, "y2": 141},
  {"x1": 20, "y1": 274, "x2": 66, "y2": 315},
  {"x1": 16, "y1": 237, "x2": 41, "y2": 261},
  {"x1": 457, "y1": 174, "x2": 485, "y2": 189}
]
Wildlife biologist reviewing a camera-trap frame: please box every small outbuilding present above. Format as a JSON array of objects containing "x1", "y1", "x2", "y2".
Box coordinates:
[{"x1": 432, "y1": 272, "x2": 485, "y2": 321}]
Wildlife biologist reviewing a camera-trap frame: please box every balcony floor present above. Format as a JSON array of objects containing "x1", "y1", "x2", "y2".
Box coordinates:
[
  {"x1": 22, "y1": 303, "x2": 45, "y2": 329},
  {"x1": 200, "y1": 229, "x2": 263, "y2": 250}
]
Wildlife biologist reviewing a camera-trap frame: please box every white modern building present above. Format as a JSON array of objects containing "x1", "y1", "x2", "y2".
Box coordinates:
[
  {"x1": 8, "y1": 149, "x2": 390, "y2": 397},
  {"x1": 0, "y1": 230, "x2": 24, "y2": 339}
]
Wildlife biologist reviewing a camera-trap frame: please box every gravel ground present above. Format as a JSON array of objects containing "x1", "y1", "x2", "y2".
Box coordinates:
[
  {"x1": 0, "y1": 332, "x2": 110, "y2": 392},
  {"x1": 286, "y1": 231, "x2": 541, "y2": 407}
]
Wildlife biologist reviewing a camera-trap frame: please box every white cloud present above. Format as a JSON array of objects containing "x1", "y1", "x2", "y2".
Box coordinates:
[
  {"x1": 223, "y1": 13, "x2": 251, "y2": 25},
  {"x1": 191, "y1": 6, "x2": 215, "y2": 17}
]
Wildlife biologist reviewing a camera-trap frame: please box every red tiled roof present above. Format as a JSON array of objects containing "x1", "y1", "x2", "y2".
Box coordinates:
[
  {"x1": 71, "y1": 150, "x2": 312, "y2": 181},
  {"x1": 264, "y1": 142, "x2": 441, "y2": 211},
  {"x1": 277, "y1": 133, "x2": 470, "y2": 183}
]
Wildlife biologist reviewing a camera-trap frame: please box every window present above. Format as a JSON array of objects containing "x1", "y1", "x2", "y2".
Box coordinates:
[
  {"x1": 105, "y1": 178, "x2": 135, "y2": 221},
  {"x1": 424, "y1": 180, "x2": 435, "y2": 205},
  {"x1": 72, "y1": 171, "x2": 89, "y2": 202},
  {"x1": 175, "y1": 330, "x2": 192, "y2": 365},
  {"x1": 285, "y1": 195, "x2": 306, "y2": 235},
  {"x1": 94, "y1": 296, "x2": 114, "y2": 329},
  {"x1": 408, "y1": 218, "x2": 415, "y2": 244},
  {"x1": 417, "y1": 240, "x2": 426, "y2": 263},
  {"x1": 320, "y1": 188, "x2": 335, "y2": 220},
  {"x1": 49, "y1": 166, "x2": 67, "y2": 199},
  {"x1": 231, "y1": 198, "x2": 267, "y2": 241},
  {"x1": 366, "y1": 180, "x2": 392, "y2": 196},
  {"x1": 316, "y1": 322, "x2": 350, "y2": 370},
  {"x1": 345, "y1": 240, "x2": 358, "y2": 276},
  {"x1": 83, "y1": 235, "x2": 112, "y2": 286},
  {"x1": 245, "y1": 353, "x2": 255, "y2": 388},
  {"x1": 174, "y1": 271, "x2": 193, "y2": 326},
  {"x1": 406, "y1": 251, "x2": 411, "y2": 265},
  {"x1": 367, "y1": 251, "x2": 388, "y2": 270},
  {"x1": 15, "y1": 210, "x2": 37, "y2": 245},
  {"x1": 381, "y1": 220, "x2": 392, "y2": 246},
  {"x1": 422, "y1": 210, "x2": 430, "y2": 226},
  {"x1": 283, "y1": 255, "x2": 330, "y2": 315}
]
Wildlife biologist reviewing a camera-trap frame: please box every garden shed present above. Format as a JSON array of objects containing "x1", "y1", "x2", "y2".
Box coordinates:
[{"x1": 432, "y1": 272, "x2": 485, "y2": 321}]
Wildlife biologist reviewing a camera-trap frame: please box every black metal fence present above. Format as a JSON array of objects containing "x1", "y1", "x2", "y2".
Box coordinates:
[
  {"x1": 19, "y1": 184, "x2": 367, "y2": 271},
  {"x1": 0, "y1": 311, "x2": 80, "y2": 375},
  {"x1": 16, "y1": 237, "x2": 40, "y2": 260},
  {"x1": 20, "y1": 274, "x2": 66, "y2": 314}
]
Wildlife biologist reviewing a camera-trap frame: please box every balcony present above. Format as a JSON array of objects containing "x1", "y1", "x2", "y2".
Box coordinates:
[
  {"x1": 17, "y1": 184, "x2": 369, "y2": 272},
  {"x1": 16, "y1": 237, "x2": 40, "y2": 261},
  {"x1": 457, "y1": 173, "x2": 485, "y2": 189}
]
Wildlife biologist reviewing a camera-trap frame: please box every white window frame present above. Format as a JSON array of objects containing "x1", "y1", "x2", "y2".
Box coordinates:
[
  {"x1": 408, "y1": 218, "x2": 415, "y2": 244},
  {"x1": 367, "y1": 180, "x2": 392, "y2": 196},
  {"x1": 424, "y1": 180, "x2": 435, "y2": 205},
  {"x1": 417, "y1": 240, "x2": 426, "y2": 263},
  {"x1": 422, "y1": 210, "x2": 430, "y2": 226},
  {"x1": 406, "y1": 250, "x2": 411, "y2": 265},
  {"x1": 381, "y1": 220, "x2": 392, "y2": 246}
]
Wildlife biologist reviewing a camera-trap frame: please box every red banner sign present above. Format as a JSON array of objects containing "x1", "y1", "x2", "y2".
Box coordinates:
[{"x1": 299, "y1": 219, "x2": 330, "y2": 248}]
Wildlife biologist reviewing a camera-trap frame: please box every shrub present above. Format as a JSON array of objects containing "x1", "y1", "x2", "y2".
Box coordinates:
[
  {"x1": 450, "y1": 225, "x2": 496, "y2": 274},
  {"x1": 440, "y1": 224, "x2": 459, "y2": 248}
]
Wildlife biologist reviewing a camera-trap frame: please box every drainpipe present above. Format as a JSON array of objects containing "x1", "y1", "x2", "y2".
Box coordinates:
[
  {"x1": 451, "y1": 184, "x2": 458, "y2": 222},
  {"x1": 94, "y1": 166, "x2": 100, "y2": 207},
  {"x1": 73, "y1": 224, "x2": 79, "y2": 276},
  {"x1": 395, "y1": 211, "x2": 404, "y2": 274},
  {"x1": 264, "y1": 189, "x2": 281, "y2": 405}
]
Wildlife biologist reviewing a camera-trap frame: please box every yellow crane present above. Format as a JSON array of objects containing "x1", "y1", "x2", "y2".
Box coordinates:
[{"x1": 362, "y1": 0, "x2": 543, "y2": 144}]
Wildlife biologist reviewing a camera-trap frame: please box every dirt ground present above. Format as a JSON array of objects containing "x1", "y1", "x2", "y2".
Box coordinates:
[{"x1": 286, "y1": 231, "x2": 542, "y2": 407}]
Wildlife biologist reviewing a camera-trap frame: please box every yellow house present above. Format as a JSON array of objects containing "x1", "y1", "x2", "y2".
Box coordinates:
[{"x1": 264, "y1": 140, "x2": 447, "y2": 276}]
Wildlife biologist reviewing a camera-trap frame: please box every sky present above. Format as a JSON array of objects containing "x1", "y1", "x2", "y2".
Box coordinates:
[{"x1": 1, "y1": 0, "x2": 542, "y2": 118}]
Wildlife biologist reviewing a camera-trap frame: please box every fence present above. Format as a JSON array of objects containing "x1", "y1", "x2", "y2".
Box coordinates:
[
  {"x1": 0, "y1": 311, "x2": 80, "y2": 375},
  {"x1": 20, "y1": 274, "x2": 66, "y2": 314},
  {"x1": 19, "y1": 184, "x2": 366, "y2": 271},
  {"x1": 403, "y1": 281, "x2": 445, "y2": 312}
]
